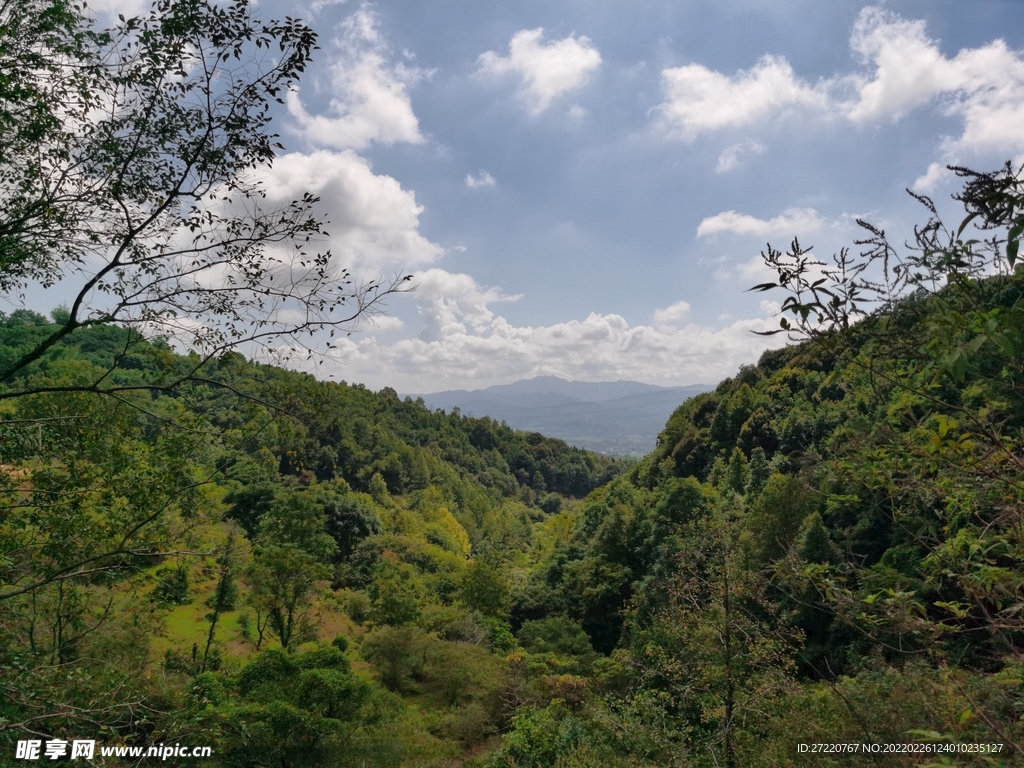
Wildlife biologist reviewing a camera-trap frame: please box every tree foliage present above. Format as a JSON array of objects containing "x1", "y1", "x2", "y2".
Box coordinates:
[{"x1": 0, "y1": 0, "x2": 410, "y2": 402}]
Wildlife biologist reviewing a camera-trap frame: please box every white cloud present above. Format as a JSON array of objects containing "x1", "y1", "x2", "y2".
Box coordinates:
[
  {"x1": 844, "y1": 7, "x2": 1024, "y2": 154},
  {"x1": 697, "y1": 207, "x2": 827, "y2": 238},
  {"x1": 465, "y1": 170, "x2": 497, "y2": 189},
  {"x1": 256, "y1": 150, "x2": 443, "y2": 274},
  {"x1": 734, "y1": 255, "x2": 785, "y2": 286},
  {"x1": 716, "y1": 139, "x2": 767, "y2": 173},
  {"x1": 308, "y1": 0, "x2": 347, "y2": 17},
  {"x1": 652, "y1": 300, "x2": 691, "y2": 327},
  {"x1": 477, "y1": 28, "x2": 602, "y2": 114},
  {"x1": 845, "y1": 8, "x2": 954, "y2": 121},
  {"x1": 366, "y1": 315, "x2": 404, "y2": 331},
  {"x1": 912, "y1": 162, "x2": 949, "y2": 192},
  {"x1": 83, "y1": 0, "x2": 147, "y2": 19},
  {"x1": 287, "y1": 8, "x2": 427, "y2": 150},
  {"x1": 412, "y1": 268, "x2": 521, "y2": 342},
  {"x1": 655, "y1": 7, "x2": 1024, "y2": 159},
  {"x1": 657, "y1": 55, "x2": 827, "y2": 139},
  {"x1": 315, "y1": 273, "x2": 784, "y2": 390}
]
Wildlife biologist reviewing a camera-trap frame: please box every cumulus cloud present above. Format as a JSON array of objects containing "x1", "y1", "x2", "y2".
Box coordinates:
[
  {"x1": 477, "y1": 28, "x2": 601, "y2": 114},
  {"x1": 412, "y1": 268, "x2": 521, "y2": 342},
  {"x1": 256, "y1": 150, "x2": 443, "y2": 275},
  {"x1": 657, "y1": 55, "x2": 827, "y2": 139},
  {"x1": 716, "y1": 139, "x2": 767, "y2": 173},
  {"x1": 845, "y1": 8, "x2": 954, "y2": 121},
  {"x1": 652, "y1": 301, "x2": 691, "y2": 327},
  {"x1": 844, "y1": 7, "x2": 1024, "y2": 154},
  {"x1": 465, "y1": 170, "x2": 497, "y2": 189},
  {"x1": 287, "y1": 7, "x2": 427, "y2": 150},
  {"x1": 656, "y1": 6, "x2": 1024, "y2": 159},
  {"x1": 697, "y1": 207, "x2": 827, "y2": 238},
  {"x1": 305, "y1": 271, "x2": 783, "y2": 391},
  {"x1": 912, "y1": 162, "x2": 949, "y2": 192}
]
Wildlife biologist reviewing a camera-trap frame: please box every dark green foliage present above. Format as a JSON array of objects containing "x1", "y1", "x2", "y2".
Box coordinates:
[
  {"x1": 343, "y1": 591, "x2": 372, "y2": 624},
  {"x1": 206, "y1": 542, "x2": 239, "y2": 614},
  {"x1": 491, "y1": 702, "x2": 581, "y2": 767},
  {"x1": 746, "y1": 447, "x2": 770, "y2": 496},
  {"x1": 537, "y1": 492, "x2": 563, "y2": 515},
  {"x1": 744, "y1": 473, "x2": 820, "y2": 565},
  {"x1": 516, "y1": 617, "x2": 599, "y2": 677},
  {"x1": 191, "y1": 672, "x2": 227, "y2": 708},
  {"x1": 202, "y1": 540, "x2": 238, "y2": 671},
  {"x1": 151, "y1": 565, "x2": 192, "y2": 606},
  {"x1": 238, "y1": 649, "x2": 300, "y2": 700},
  {"x1": 220, "y1": 647, "x2": 399, "y2": 768},
  {"x1": 483, "y1": 616, "x2": 516, "y2": 653},
  {"x1": 795, "y1": 513, "x2": 838, "y2": 565},
  {"x1": 487, "y1": 695, "x2": 685, "y2": 768},
  {"x1": 518, "y1": 617, "x2": 595, "y2": 659},
  {"x1": 321, "y1": 488, "x2": 382, "y2": 561},
  {"x1": 223, "y1": 483, "x2": 277, "y2": 538},
  {"x1": 460, "y1": 558, "x2": 511, "y2": 617},
  {"x1": 248, "y1": 545, "x2": 329, "y2": 650},
  {"x1": 653, "y1": 477, "x2": 711, "y2": 529},
  {"x1": 256, "y1": 489, "x2": 338, "y2": 561},
  {"x1": 360, "y1": 625, "x2": 429, "y2": 693}
]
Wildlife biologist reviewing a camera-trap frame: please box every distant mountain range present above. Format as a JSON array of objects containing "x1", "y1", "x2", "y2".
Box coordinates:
[{"x1": 409, "y1": 376, "x2": 713, "y2": 455}]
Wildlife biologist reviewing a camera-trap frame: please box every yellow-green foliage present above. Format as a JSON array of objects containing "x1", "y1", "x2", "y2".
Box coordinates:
[{"x1": 422, "y1": 506, "x2": 472, "y2": 558}]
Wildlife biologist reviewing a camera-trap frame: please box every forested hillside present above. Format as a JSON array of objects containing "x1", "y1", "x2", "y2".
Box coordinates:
[
  {"x1": 0, "y1": 314, "x2": 624, "y2": 765},
  {"x1": 482, "y1": 166, "x2": 1024, "y2": 766}
]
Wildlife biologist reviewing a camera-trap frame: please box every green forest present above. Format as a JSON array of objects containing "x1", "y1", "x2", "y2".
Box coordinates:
[{"x1": 3, "y1": 0, "x2": 1024, "y2": 766}]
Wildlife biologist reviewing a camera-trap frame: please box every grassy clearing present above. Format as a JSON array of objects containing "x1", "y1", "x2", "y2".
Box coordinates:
[{"x1": 143, "y1": 522, "x2": 502, "y2": 766}]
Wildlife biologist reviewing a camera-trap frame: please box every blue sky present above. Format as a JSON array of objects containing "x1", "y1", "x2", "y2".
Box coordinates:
[{"x1": 87, "y1": 0, "x2": 1024, "y2": 391}]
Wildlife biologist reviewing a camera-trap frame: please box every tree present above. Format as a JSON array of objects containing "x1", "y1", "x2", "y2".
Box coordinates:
[
  {"x1": 633, "y1": 502, "x2": 799, "y2": 768},
  {"x1": 256, "y1": 488, "x2": 338, "y2": 562},
  {"x1": 0, "y1": 0, "x2": 95, "y2": 285},
  {"x1": 242, "y1": 486, "x2": 336, "y2": 649},
  {"x1": 201, "y1": 534, "x2": 238, "y2": 671},
  {"x1": 0, "y1": 0, "x2": 412, "y2": 611},
  {"x1": 247, "y1": 544, "x2": 327, "y2": 650},
  {"x1": 742, "y1": 473, "x2": 820, "y2": 566},
  {"x1": 219, "y1": 647, "x2": 402, "y2": 767},
  {"x1": 320, "y1": 486, "x2": 382, "y2": 561},
  {"x1": 460, "y1": 558, "x2": 510, "y2": 617},
  {"x1": 0, "y1": 0, "x2": 410, "y2": 402},
  {"x1": 360, "y1": 625, "x2": 429, "y2": 693},
  {"x1": 0, "y1": 381, "x2": 207, "y2": 604},
  {"x1": 367, "y1": 557, "x2": 424, "y2": 627}
]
